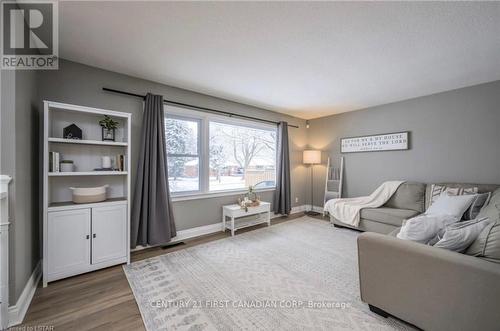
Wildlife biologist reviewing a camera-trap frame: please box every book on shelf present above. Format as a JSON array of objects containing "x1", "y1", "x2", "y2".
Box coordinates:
[
  {"x1": 115, "y1": 154, "x2": 125, "y2": 171},
  {"x1": 49, "y1": 152, "x2": 60, "y2": 172}
]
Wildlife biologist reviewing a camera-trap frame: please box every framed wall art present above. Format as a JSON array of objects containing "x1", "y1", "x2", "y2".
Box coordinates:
[{"x1": 340, "y1": 131, "x2": 409, "y2": 153}]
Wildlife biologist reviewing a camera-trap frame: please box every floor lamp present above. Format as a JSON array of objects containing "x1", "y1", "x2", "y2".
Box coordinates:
[{"x1": 303, "y1": 150, "x2": 321, "y2": 216}]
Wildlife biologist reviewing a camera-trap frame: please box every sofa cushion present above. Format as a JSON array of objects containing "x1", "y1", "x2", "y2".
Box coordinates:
[
  {"x1": 465, "y1": 220, "x2": 500, "y2": 264},
  {"x1": 465, "y1": 188, "x2": 500, "y2": 263},
  {"x1": 384, "y1": 182, "x2": 426, "y2": 212},
  {"x1": 360, "y1": 207, "x2": 420, "y2": 227}
]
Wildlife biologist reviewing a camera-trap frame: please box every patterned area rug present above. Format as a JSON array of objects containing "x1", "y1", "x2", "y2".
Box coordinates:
[{"x1": 124, "y1": 217, "x2": 414, "y2": 330}]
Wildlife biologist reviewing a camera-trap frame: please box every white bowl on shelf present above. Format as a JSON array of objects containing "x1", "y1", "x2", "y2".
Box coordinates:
[{"x1": 69, "y1": 185, "x2": 108, "y2": 203}]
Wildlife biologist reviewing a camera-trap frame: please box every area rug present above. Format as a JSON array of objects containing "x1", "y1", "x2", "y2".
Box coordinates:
[{"x1": 124, "y1": 216, "x2": 414, "y2": 330}]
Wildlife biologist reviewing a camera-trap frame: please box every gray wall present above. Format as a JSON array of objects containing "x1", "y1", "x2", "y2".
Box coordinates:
[
  {"x1": 1, "y1": 68, "x2": 40, "y2": 303},
  {"x1": 309, "y1": 80, "x2": 500, "y2": 206},
  {"x1": 37, "y1": 60, "x2": 308, "y2": 231},
  {"x1": 5, "y1": 58, "x2": 500, "y2": 305},
  {"x1": 1, "y1": 71, "x2": 16, "y2": 179}
]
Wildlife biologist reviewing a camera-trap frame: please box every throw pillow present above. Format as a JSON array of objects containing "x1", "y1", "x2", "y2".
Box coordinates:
[
  {"x1": 426, "y1": 193, "x2": 476, "y2": 219},
  {"x1": 429, "y1": 184, "x2": 478, "y2": 206},
  {"x1": 434, "y1": 217, "x2": 491, "y2": 252},
  {"x1": 476, "y1": 189, "x2": 500, "y2": 223},
  {"x1": 466, "y1": 218, "x2": 500, "y2": 264},
  {"x1": 465, "y1": 189, "x2": 500, "y2": 262},
  {"x1": 397, "y1": 214, "x2": 459, "y2": 244},
  {"x1": 464, "y1": 192, "x2": 491, "y2": 220}
]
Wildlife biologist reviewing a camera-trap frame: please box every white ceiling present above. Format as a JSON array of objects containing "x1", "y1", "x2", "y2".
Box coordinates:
[{"x1": 59, "y1": 1, "x2": 500, "y2": 119}]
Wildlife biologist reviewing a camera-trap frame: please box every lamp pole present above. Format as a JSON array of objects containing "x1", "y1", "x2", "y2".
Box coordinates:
[
  {"x1": 306, "y1": 163, "x2": 320, "y2": 216},
  {"x1": 311, "y1": 165, "x2": 314, "y2": 210}
]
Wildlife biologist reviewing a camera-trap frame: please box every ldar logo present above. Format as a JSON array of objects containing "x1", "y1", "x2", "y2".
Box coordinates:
[{"x1": 1, "y1": 0, "x2": 58, "y2": 69}]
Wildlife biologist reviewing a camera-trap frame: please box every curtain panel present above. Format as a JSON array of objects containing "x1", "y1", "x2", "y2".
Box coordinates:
[
  {"x1": 273, "y1": 121, "x2": 291, "y2": 215},
  {"x1": 131, "y1": 93, "x2": 176, "y2": 248}
]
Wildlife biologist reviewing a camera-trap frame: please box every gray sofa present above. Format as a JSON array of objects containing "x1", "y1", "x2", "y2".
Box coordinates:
[
  {"x1": 330, "y1": 181, "x2": 426, "y2": 233},
  {"x1": 357, "y1": 184, "x2": 500, "y2": 331},
  {"x1": 330, "y1": 182, "x2": 498, "y2": 234}
]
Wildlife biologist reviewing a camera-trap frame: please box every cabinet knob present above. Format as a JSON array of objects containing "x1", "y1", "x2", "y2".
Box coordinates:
[
  {"x1": 93, "y1": 233, "x2": 96, "y2": 238},
  {"x1": 86, "y1": 235, "x2": 89, "y2": 240}
]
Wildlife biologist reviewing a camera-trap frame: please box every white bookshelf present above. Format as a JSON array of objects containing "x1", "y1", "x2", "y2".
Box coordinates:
[{"x1": 42, "y1": 101, "x2": 132, "y2": 287}]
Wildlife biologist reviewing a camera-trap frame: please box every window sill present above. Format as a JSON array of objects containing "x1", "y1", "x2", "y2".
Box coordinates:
[{"x1": 171, "y1": 187, "x2": 276, "y2": 202}]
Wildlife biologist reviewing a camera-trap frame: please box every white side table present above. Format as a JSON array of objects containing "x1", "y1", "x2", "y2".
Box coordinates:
[{"x1": 222, "y1": 202, "x2": 271, "y2": 236}]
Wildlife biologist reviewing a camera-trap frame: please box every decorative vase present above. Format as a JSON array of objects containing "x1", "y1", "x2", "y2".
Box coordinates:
[
  {"x1": 245, "y1": 186, "x2": 257, "y2": 202},
  {"x1": 101, "y1": 156, "x2": 112, "y2": 169}
]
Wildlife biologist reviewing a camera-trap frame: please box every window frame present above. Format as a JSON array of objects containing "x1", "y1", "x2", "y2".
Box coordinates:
[
  {"x1": 165, "y1": 114, "x2": 202, "y2": 195},
  {"x1": 164, "y1": 105, "x2": 277, "y2": 200},
  {"x1": 207, "y1": 119, "x2": 277, "y2": 193}
]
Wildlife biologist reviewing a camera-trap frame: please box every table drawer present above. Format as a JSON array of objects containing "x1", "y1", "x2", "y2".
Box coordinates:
[{"x1": 228, "y1": 206, "x2": 270, "y2": 218}]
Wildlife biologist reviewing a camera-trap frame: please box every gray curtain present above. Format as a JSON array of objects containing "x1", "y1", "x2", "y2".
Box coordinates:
[
  {"x1": 273, "y1": 121, "x2": 291, "y2": 215},
  {"x1": 131, "y1": 93, "x2": 176, "y2": 248}
]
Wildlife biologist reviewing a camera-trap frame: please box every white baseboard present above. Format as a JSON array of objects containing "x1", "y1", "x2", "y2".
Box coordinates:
[
  {"x1": 132, "y1": 204, "x2": 314, "y2": 252},
  {"x1": 313, "y1": 205, "x2": 324, "y2": 213},
  {"x1": 289, "y1": 205, "x2": 307, "y2": 214},
  {"x1": 171, "y1": 223, "x2": 223, "y2": 243},
  {"x1": 304, "y1": 205, "x2": 324, "y2": 213},
  {"x1": 131, "y1": 222, "x2": 224, "y2": 251},
  {"x1": 8, "y1": 261, "x2": 41, "y2": 327}
]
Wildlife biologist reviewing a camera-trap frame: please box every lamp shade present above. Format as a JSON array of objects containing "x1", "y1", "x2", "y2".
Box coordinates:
[{"x1": 303, "y1": 150, "x2": 321, "y2": 164}]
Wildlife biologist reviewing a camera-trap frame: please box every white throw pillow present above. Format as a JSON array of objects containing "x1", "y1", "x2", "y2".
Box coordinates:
[
  {"x1": 425, "y1": 194, "x2": 476, "y2": 219},
  {"x1": 397, "y1": 214, "x2": 459, "y2": 244},
  {"x1": 429, "y1": 184, "x2": 478, "y2": 206},
  {"x1": 434, "y1": 217, "x2": 491, "y2": 252}
]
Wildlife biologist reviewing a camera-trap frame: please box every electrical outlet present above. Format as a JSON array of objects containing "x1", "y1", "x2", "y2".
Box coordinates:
[{"x1": 295, "y1": 197, "x2": 299, "y2": 203}]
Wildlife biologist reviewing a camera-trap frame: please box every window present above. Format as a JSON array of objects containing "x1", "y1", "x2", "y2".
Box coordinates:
[
  {"x1": 209, "y1": 121, "x2": 276, "y2": 191},
  {"x1": 165, "y1": 116, "x2": 200, "y2": 193},
  {"x1": 165, "y1": 106, "x2": 277, "y2": 197}
]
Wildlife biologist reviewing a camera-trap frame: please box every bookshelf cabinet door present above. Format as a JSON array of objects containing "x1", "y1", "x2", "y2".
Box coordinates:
[
  {"x1": 47, "y1": 209, "x2": 91, "y2": 278},
  {"x1": 91, "y1": 205, "x2": 127, "y2": 264}
]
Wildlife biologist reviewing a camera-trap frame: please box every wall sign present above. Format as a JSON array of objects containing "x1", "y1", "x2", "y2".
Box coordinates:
[{"x1": 341, "y1": 131, "x2": 409, "y2": 153}]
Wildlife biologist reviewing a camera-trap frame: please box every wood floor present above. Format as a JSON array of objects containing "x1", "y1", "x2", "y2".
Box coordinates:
[{"x1": 17, "y1": 213, "x2": 325, "y2": 331}]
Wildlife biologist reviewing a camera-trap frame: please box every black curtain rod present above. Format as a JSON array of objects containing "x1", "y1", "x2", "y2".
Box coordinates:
[{"x1": 102, "y1": 87, "x2": 299, "y2": 128}]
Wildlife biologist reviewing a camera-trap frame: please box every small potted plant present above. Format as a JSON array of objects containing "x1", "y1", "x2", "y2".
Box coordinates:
[{"x1": 99, "y1": 115, "x2": 119, "y2": 141}]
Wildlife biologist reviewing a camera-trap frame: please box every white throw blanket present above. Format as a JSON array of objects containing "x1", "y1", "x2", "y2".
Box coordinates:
[{"x1": 324, "y1": 181, "x2": 405, "y2": 227}]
